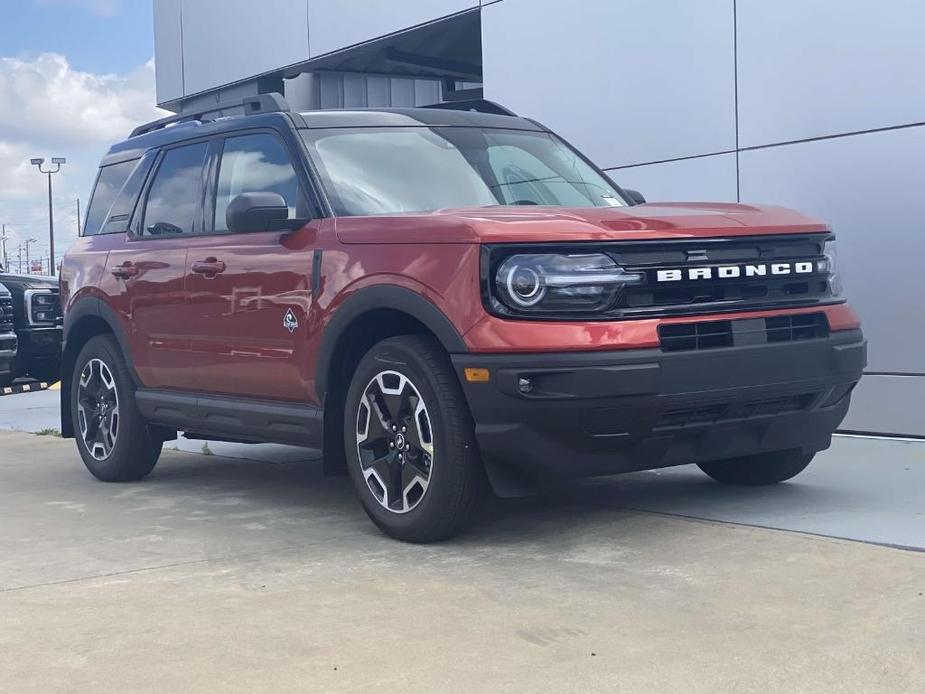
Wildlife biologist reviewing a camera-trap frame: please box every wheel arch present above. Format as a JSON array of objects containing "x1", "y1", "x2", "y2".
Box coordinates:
[
  {"x1": 316, "y1": 285, "x2": 468, "y2": 476},
  {"x1": 60, "y1": 298, "x2": 136, "y2": 438}
]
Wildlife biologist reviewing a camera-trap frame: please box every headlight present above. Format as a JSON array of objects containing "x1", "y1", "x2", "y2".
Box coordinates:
[
  {"x1": 820, "y1": 239, "x2": 842, "y2": 297},
  {"x1": 25, "y1": 289, "x2": 60, "y2": 325},
  {"x1": 493, "y1": 253, "x2": 643, "y2": 314}
]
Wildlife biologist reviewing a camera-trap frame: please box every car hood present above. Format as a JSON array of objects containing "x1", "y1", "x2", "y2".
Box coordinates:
[
  {"x1": 0, "y1": 273, "x2": 59, "y2": 290},
  {"x1": 334, "y1": 203, "x2": 829, "y2": 244}
]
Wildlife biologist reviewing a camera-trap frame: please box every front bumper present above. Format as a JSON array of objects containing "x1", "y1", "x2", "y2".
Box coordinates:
[
  {"x1": 17, "y1": 327, "x2": 62, "y2": 360},
  {"x1": 0, "y1": 332, "x2": 17, "y2": 377},
  {"x1": 452, "y1": 329, "x2": 866, "y2": 481}
]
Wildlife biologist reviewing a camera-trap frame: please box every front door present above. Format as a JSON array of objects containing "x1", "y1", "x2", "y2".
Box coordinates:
[{"x1": 184, "y1": 131, "x2": 316, "y2": 401}]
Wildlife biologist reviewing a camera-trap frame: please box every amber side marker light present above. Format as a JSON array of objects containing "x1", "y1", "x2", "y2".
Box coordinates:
[{"x1": 464, "y1": 368, "x2": 490, "y2": 383}]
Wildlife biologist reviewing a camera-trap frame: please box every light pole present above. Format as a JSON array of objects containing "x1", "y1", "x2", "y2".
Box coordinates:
[
  {"x1": 24, "y1": 238, "x2": 37, "y2": 273},
  {"x1": 0, "y1": 224, "x2": 8, "y2": 272},
  {"x1": 31, "y1": 157, "x2": 66, "y2": 277}
]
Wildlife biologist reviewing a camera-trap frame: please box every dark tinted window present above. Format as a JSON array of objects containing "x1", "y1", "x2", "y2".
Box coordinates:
[
  {"x1": 213, "y1": 133, "x2": 301, "y2": 231},
  {"x1": 142, "y1": 142, "x2": 208, "y2": 236},
  {"x1": 83, "y1": 159, "x2": 137, "y2": 236},
  {"x1": 99, "y1": 152, "x2": 155, "y2": 235}
]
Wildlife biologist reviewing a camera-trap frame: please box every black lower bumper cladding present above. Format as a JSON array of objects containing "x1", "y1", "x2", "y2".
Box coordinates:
[{"x1": 453, "y1": 329, "x2": 866, "y2": 480}]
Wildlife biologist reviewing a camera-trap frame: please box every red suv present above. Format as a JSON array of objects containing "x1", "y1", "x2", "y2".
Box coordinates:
[{"x1": 60, "y1": 95, "x2": 865, "y2": 542}]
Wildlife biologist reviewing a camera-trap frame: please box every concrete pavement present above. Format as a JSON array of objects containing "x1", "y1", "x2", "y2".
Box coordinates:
[
  {"x1": 3, "y1": 387, "x2": 923, "y2": 548},
  {"x1": 1, "y1": 430, "x2": 923, "y2": 693}
]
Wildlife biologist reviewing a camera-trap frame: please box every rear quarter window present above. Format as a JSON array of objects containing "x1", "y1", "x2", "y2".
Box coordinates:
[{"x1": 83, "y1": 159, "x2": 139, "y2": 236}]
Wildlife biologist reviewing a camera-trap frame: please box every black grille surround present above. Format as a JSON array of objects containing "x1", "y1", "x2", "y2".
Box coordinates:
[
  {"x1": 0, "y1": 296, "x2": 14, "y2": 333},
  {"x1": 482, "y1": 233, "x2": 840, "y2": 320}
]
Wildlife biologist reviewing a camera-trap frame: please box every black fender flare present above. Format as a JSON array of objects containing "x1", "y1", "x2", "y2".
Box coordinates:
[
  {"x1": 314, "y1": 285, "x2": 468, "y2": 399},
  {"x1": 61, "y1": 297, "x2": 141, "y2": 437},
  {"x1": 63, "y1": 296, "x2": 140, "y2": 385}
]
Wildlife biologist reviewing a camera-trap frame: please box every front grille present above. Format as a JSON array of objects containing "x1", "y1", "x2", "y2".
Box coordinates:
[
  {"x1": 659, "y1": 313, "x2": 829, "y2": 352},
  {"x1": 656, "y1": 393, "x2": 817, "y2": 429},
  {"x1": 0, "y1": 297, "x2": 14, "y2": 333},
  {"x1": 611, "y1": 234, "x2": 834, "y2": 317},
  {"x1": 584, "y1": 391, "x2": 819, "y2": 436}
]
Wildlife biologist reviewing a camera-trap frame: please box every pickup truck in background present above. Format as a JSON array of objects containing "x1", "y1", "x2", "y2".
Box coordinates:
[
  {"x1": 0, "y1": 273, "x2": 62, "y2": 385},
  {"x1": 0, "y1": 282, "x2": 17, "y2": 387}
]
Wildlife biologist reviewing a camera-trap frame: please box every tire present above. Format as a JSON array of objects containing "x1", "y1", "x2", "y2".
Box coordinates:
[
  {"x1": 343, "y1": 335, "x2": 484, "y2": 543},
  {"x1": 71, "y1": 335, "x2": 162, "y2": 482},
  {"x1": 697, "y1": 449, "x2": 814, "y2": 486}
]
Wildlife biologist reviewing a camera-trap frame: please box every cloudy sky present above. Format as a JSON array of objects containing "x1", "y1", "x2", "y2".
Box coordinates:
[{"x1": 0, "y1": 0, "x2": 167, "y2": 272}]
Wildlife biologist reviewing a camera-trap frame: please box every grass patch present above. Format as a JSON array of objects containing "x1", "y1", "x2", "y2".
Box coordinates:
[{"x1": 35, "y1": 428, "x2": 61, "y2": 437}]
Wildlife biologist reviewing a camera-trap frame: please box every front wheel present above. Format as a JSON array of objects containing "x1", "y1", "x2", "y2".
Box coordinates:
[
  {"x1": 697, "y1": 450, "x2": 814, "y2": 486},
  {"x1": 344, "y1": 335, "x2": 484, "y2": 543},
  {"x1": 71, "y1": 335, "x2": 162, "y2": 482}
]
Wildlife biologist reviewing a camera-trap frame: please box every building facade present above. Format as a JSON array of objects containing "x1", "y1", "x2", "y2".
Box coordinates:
[{"x1": 154, "y1": 0, "x2": 925, "y2": 437}]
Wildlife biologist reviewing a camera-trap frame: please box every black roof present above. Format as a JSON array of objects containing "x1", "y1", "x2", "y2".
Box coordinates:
[
  {"x1": 298, "y1": 106, "x2": 542, "y2": 131},
  {"x1": 102, "y1": 95, "x2": 544, "y2": 166}
]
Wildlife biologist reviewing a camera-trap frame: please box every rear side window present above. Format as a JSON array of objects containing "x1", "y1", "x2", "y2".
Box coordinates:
[
  {"x1": 99, "y1": 152, "x2": 155, "y2": 235},
  {"x1": 213, "y1": 133, "x2": 302, "y2": 232},
  {"x1": 141, "y1": 142, "x2": 208, "y2": 236},
  {"x1": 83, "y1": 160, "x2": 137, "y2": 236}
]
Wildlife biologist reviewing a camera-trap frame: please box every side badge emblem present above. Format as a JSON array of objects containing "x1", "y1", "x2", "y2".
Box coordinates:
[{"x1": 283, "y1": 308, "x2": 299, "y2": 334}]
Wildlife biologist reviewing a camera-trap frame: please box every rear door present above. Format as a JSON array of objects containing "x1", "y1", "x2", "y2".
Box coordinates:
[
  {"x1": 101, "y1": 141, "x2": 208, "y2": 389},
  {"x1": 184, "y1": 130, "x2": 318, "y2": 401}
]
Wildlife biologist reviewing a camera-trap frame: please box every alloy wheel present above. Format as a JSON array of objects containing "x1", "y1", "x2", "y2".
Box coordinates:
[
  {"x1": 76, "y1": 358, "x2": 120, "y2": 461},
  {"x1": 355, "y1": 370, "x2": 434, "y2": 513}
]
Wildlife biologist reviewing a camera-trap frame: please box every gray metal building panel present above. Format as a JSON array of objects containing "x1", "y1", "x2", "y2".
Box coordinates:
[
  {"x1": 153, "y1": 0, "x2": 184, "y2": 103},
  {"x1": 481, "y1": 0, "x2": 737, "y2": 169},
  {"x1": 307, "y1": 0, "x2": 479, "y2": 57},
  {"x1": 172, "y1": 0, "x2": 309, "y2": 98},
  {"x1": 738, "y1": 126, "x2": 925, "y2": 376},
  {"x1": 842, "y1": 376, "x2": 925, "y2": 437},
  {"x1": 736, "y1": 0, "x2": 925, "y2": 147},
  {"x1": 608, "y1": 154, "x2": 739, "y2": 204}
]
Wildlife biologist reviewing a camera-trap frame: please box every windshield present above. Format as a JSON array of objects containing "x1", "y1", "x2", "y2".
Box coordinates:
[{"x1": 300, "y1": 126, "x2": 628, "y2": 216}]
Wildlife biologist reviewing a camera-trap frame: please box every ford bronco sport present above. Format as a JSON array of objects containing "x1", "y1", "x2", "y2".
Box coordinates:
[{"x1": 59, "y1": 95, "x2": 866, "y2": 542}]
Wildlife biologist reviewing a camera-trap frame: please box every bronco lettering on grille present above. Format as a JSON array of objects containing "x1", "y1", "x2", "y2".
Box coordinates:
[{"x1": 656, "y1": 261, "x2": 817, "y2": 282}]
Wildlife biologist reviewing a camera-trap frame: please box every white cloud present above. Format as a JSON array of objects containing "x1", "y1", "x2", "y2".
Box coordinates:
[
  {"x1": 0, "y1": 53, "x2": 168, "y2": 271},
  {"x1": 0, "y1": 53, "x2": 166, "y2": 143},
  {"x1": 0, "y1": 142, "x2": 38, "y2": 199},
  {"x1": 36, "y1": 0, "x2": 121, "y2": 17}
]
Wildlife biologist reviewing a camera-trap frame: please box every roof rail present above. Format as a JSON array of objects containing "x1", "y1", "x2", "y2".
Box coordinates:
[
  {"x1": 422, "y1": 99, "x2": 518, "y2": 117},
  {"x1": 129, "y1": 92, "x2": 291, "y2": 138}
]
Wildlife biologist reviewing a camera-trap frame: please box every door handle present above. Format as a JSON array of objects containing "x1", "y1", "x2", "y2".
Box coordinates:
[
  {"x1": 191, "y1": 258, "x2": 226, "y2": 276},
  {"x1": 111, "y1": 262, "x2": 138, "y2": 279}
]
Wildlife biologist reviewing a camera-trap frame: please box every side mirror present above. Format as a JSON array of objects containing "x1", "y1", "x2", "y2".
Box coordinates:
[
  {"x1": 624, "y1": 188, "x2": 646, "y2": 205},
  {"x1": 226, "y1": 192, "x2": 289, "y2": 232}
]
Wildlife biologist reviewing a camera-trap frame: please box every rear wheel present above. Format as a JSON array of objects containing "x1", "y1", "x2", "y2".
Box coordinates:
[
  {"x1": 697, "y1": 450, "x2": 814, "y2": 486},
  {"x1": 344, "y1": 335, "x2": 483, "y2": 543},
  {"x1": 71, "y1": 335, "x2": 162, "y2": 482}
]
